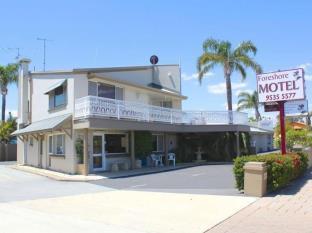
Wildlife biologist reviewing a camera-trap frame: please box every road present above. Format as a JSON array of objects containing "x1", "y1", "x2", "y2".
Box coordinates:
[
  {"x1": 0, "y1": 162, "x2": 255, "y2": 233},
  {"x1": 91, "y1": 164, "x2": 241, "y2": 195}
]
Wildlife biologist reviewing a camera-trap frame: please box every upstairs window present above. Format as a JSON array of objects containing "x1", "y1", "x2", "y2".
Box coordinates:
[
  {"x1": 48, "y1": 81, "x2": 67, "y2": 110},
  {"x1": 88, "y1": 81, "x2": 124, "y2": 100}
]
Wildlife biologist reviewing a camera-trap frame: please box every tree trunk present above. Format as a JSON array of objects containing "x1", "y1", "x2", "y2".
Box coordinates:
[
  {"x1": 1, "y1": 94, "x2": 6, "y2": 122},
  {"x1": 225, "y1": 74, "x2": 233, "y2": 111},
  {"x1": 225, "y1": 73, "x2": 233, "y2": 124},
  {"x1": 255, "y1": 106, "x2": 261, "y2": 121}
]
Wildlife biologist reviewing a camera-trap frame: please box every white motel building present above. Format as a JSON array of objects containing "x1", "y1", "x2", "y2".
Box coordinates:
[{"x1": 12, "y1": 58, "x2": 273, "y2": 175}]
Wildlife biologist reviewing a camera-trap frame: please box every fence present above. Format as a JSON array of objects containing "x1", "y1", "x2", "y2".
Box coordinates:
[{"x1": 0, "y1": 143, "x2": 17, "y2": 161}]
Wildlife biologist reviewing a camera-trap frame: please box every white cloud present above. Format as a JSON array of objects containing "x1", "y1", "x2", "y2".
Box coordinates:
[
  {"x1": 181, "y1": 72, "x2": 214, "y2": 81},
  {"x1": 207, "y1": 82, "x2": 247, "y2": 94},
  {"x1": 298, "y1": 63, "x2": 312, "y2": 81},
  {"x1": 305, "y1": 74, "x2": 312, "y2": 81},
  {"x1": 299, "y1": 63, "x2": 311, "y2": 70}
]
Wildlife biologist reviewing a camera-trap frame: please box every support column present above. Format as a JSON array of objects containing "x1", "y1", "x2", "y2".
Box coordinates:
[
  {"x1": 164, "y1": 133, "x2": 169, "y2": 166},
  {"x1": 130, "y1": 131, "x2": 135, "y2": 169},
  {"x1": 83, "y1": 129, "x2": 89, "y2": 175},
  {"x1": 236, "y1": 131, "x2": 240, "y2": 157},
  {"x1": 279, "y1": 101, "x2": 287, "y2": 155}
]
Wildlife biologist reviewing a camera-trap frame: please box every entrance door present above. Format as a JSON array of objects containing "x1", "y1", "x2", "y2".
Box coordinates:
[{"x1": 92, "y1": 134, "x2": 106, "y2": 171}]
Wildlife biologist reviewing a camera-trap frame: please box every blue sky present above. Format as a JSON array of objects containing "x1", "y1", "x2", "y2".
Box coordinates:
[{"x1": 1, "y1": 0, "x2": 312, "y2": 120}]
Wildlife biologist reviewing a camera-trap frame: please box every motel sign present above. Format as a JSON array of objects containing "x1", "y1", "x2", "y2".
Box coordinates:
[
  {"x1": 257, "y1": 68, "x2": 306, "y2": 155},
  {"x1": 257, "y1": 68, "x2": 305, "y2": 103}
]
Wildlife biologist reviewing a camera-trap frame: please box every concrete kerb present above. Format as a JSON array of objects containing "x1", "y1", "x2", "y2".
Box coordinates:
[
  {"x1": 10, "y1": 165, "x2": 104, "y2": 182},
  {"x1": 10, "y1": 162, "x2": 233, "y2": 181}
]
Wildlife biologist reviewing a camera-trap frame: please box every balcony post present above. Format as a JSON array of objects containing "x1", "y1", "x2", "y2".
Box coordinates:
[
  {"x1": 130, "y1": 130, "x2": 136, "y2": 169},
  {"x1": 117, "y1": 101, "x2": 120, "y2": 119},
  {"x1": 164, "y1": 133, "x2": 169, "y2": 166},
  {"x1": 83, "y1": 129, "x2": 89, "y2": 175}
]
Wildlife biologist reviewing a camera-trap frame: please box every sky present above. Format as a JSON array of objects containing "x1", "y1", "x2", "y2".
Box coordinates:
[{"x1": 0, "y1": 0, "x2": 312, "y2": 121}]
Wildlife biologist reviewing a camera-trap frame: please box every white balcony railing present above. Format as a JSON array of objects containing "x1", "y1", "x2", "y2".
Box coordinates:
[{"x1": 75, "y1": 96, "x2": 249, "y2": 125}]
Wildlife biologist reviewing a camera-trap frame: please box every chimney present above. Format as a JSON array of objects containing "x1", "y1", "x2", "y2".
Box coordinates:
[{"x1": 18, "y1": 58, "x2": 31, "y2": 129}]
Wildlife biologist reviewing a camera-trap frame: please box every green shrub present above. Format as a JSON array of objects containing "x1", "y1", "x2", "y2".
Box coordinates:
[
  {"x1": 233, "y1": 152, "x2": 308, "y2": 192},
  {"x1": 134, "y1": 131, "x2": 153, "y2": 160}
]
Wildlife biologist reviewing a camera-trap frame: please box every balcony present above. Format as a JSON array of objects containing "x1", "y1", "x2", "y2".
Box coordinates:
[{"x1": 74, "y1": 96, "x2": 249, "y2": 125}]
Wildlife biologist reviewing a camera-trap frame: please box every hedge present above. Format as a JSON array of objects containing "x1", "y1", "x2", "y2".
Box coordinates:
[{"x1": 233, "y1": 152, "x2": 308, "y2": 192}]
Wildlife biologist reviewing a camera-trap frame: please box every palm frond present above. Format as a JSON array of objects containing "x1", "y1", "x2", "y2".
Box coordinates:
[
  {"x1": 197, "y1": 61, "x2": 217, "y2": 84},
  {"x1": 202, "y1": 38, "x2": 220, "y2": 53},
  {"x1": 238, "y1": 91, "x2": 252, "y2": 99},
  {"x1": 235, "y1": 55, "x2": 263, "y2": 74},
  {"x1": 233, "y1": 63, "x2": 247, "y2": 80},
  {"x1": 234, "y1": 40, "x2": 257, "y2": 56}
]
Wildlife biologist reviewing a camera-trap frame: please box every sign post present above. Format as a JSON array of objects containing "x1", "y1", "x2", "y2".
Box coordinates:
[
  {"x1": 257, "y1": 68, "x2": 305, "y2": 155},
  {"x1": 279, "y1": 101, "x2": 286, "y2": 154}
]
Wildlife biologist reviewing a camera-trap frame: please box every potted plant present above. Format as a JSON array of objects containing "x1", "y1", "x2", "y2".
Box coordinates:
[{"x1": 75, "y1": 138, "x2": 84, "y2": 164}]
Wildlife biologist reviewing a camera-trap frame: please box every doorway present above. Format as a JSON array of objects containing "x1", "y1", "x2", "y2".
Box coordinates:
[{"x1": 92, "y1": 133, "x2": 106, "y2": 171}]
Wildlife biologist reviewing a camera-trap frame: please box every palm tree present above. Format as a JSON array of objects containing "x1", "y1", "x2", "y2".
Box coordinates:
[
  {"x1": 197, "y1": 38, "x2": 262, "y2": 111},
  {"x1": 0, "y1": 64, "x2": 19, "y2": 122},
  {"x1": 237, "y1": 91, "x2": 262, "y2": 121}
]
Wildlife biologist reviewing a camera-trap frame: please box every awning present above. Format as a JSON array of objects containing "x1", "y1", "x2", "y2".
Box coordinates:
[
  {"x1": 44, "y1": 79, "x2": 67, "y2": 94},
  {"x1": 12, "y1": 114, "x2": 72, "y2": 136},
  {"x1": 250, "y1": 127, "x2": 273, "y2": 134}
]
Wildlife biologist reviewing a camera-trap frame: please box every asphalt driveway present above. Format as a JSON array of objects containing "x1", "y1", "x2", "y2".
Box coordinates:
[
  {"x1": 0, "y1": 162, "x2": 112, "y2": 203},
  {"x1": 90, "y1": 164, "x2": 241, "y2": 196},
  {"x1": 0, "y1": 162, "x2": 254, "y2": 233}
]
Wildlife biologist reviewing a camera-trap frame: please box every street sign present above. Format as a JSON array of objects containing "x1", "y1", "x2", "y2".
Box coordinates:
[
  {"x1": 285, "y1": 99, "x2": 309, "y2": 116},
  {"x1": 257, "y1": 68, "x2": 305, "y2": 103},
  {"x1": 150, "y1": 55, "x2": 159, "y2": 65},
  {"x1": 264, "y1": 102, "x2": 279, "y2": 112}
]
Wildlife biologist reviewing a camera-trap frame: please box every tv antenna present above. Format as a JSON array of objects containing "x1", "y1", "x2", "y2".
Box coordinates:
[
  {"x1": 0, "y1": 47, "x2": 22, "y2": 60},
  {"x1": 37, "y1": 37, "x2": 52, "y2": 71}
]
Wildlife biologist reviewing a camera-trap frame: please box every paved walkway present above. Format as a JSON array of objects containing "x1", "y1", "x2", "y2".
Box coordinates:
[{"x1": 206, "y1": 169, "x2": 312, "y2": 233}]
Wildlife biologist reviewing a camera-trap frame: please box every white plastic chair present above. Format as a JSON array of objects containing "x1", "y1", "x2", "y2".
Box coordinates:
[
  {"x1": 150, "y1": 154, "x2": 161, "y2": 167},
  {"x1": 167, "y1": 153, "x2": 176, "y2": 167}
]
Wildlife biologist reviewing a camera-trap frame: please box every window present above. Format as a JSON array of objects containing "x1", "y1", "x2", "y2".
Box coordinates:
[
  {"x1": 48, "y1": 134, "x2": 65, "y2": 155},
  {"x1": 98, "y1": 83, "x2": 115, "y2": 99},
  {"x1": 88, "y1": 81, "x2": 124, "y2": 100},
  {"x1": 29, "y1": 137, "x2": 33, "y2": 146},
  {"x1": 161, "y1": 101, "x2": 172, "y2": 108},
  {"x1": 152, "y1": 134, "x2": 164, "y2": 152},
  {"x1": 105, "y1": 134, "x2": 127, "y2": 154},
  {"x1": 49, "y1": 83, "x2": 67, "y2": 110}
]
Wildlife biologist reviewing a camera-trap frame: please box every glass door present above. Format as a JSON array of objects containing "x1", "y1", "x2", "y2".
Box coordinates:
[{"x1": 92, "y1": 134, "x2": 105, "y2": 171}]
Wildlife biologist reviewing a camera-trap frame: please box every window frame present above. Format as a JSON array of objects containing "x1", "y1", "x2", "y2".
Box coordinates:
[
  {"x1": 105, "y1": 133, "x2": 128, "y2": 155},
  {"x1": 48, "y1": 133, "x2": 66, "y2": 156},
  {"x1": 48, "y1": 82, "x2": 67, "y2": 111},
  {"x1": 152, "y1": 134, "x2": 164, "y2": 153},
  {"x1": 88, "y1": 81, "x2": 124, "y2": 101}
]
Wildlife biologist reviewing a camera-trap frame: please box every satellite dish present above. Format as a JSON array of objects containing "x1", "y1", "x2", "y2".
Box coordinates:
[{"x1": 150, "y1": 55, "x2": 159, "y2": 65}]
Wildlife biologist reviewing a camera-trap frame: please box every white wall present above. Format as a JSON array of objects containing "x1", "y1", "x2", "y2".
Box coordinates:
[
  {"x1": 31, "y1": 73, "x2": 86, "y2": 122},
  {"x1": 89, "y1": 77, "x2": 182, "y2": 109},
  {"x1": 251, "y1": 133, "x2": 274, "y2": 153},
  {"x1": 95, "y1": 65, "x2": 181, "y2": 93}
]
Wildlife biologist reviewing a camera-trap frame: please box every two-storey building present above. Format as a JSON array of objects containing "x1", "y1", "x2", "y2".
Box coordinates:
[{"x1": 13, "y1": 58, "x2": 250, "y2": 174}]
